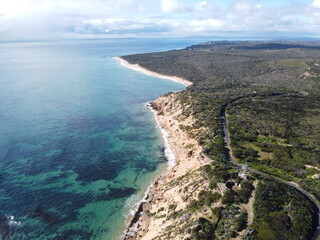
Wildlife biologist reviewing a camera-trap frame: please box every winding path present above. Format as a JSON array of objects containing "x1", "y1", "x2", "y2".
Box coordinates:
[{"x1": 220, "y1": 97, "x2": 320, "y2": 240}]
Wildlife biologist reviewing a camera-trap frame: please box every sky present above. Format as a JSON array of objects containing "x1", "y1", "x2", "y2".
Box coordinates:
[{"x1": 0, "y1": 0, "x2": 320, "y2": 40}]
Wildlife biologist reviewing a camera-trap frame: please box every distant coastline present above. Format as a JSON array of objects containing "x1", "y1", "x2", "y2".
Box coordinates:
[{"x1": 115, "y1": 57, "x2": 192, "y2": 87}]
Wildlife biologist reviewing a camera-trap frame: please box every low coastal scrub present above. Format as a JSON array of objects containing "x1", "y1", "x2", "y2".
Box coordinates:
[
  {"x1": 227, "y1": 94, "x2": 320, "y2": 200},
  {"x1": 122, "y1": 41, "x2": 320, "y2": 240},
  {"x1": 251, "y1": 179, "x2": 314, "y2": 240}
]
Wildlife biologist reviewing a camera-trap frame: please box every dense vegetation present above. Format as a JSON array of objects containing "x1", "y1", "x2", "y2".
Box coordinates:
[
  {"x1": 251, "y1": 179, "x2": 314, "y2": 240},
  {"x1": 227, "y1": 94, "x2": 320, "y2": 200},
  {"x1": 122, "y1": 41, "x2": 320, "y2": 239}
]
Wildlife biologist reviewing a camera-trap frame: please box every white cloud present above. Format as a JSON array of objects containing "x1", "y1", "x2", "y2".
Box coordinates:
[
  {"x1": 0, "y1": 0, "x2": 319, "y2": 40},
  {"x1": 229, "y1": 0, "x2": 263, "y2": 17},
  {"x1": 188, "y1": 19, "x2": 223, "y2": 32},
  {"x1": 160, "y1": 0, "x2": 186, "y2": 13},
  {"x1": 193, "y1": 1, "x2": 221, "y2": 19},
  {"x1": 80, "y1": 17, "x2": 172, "y2": 35},
  {"x1": 312, "y1": 0, "x2": 320, "y2": 8}
]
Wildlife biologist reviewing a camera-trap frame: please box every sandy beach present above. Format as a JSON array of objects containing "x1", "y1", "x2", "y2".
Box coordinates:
[
  {"x1": 115, "y1": 57, "x2": 193, "y2": 87},
  {"x1": 117, "y1": 57, "x2": 211, "y2": 239}
]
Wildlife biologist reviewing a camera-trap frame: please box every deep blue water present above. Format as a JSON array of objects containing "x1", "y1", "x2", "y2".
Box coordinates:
[{"x1": 0, "y1": 38, "x2": 199, "y2": 239}]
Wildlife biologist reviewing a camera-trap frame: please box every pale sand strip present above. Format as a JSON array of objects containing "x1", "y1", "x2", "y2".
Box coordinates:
[{"x1": 115, "y1": 57, "x2": 193, "y2": 86}]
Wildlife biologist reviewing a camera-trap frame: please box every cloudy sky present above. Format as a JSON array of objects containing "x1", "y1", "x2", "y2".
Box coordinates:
[{"x1": 0, "y1": 0, "x2": 320, "y2": 40}]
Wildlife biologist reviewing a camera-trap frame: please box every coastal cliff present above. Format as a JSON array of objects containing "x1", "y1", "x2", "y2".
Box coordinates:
[{"x1": 124, "y1": 92, "x2": 211, "y2": 239}]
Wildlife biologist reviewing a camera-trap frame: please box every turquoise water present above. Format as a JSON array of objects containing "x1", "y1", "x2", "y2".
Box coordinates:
[{"x1": 0, "y1": 39, "x2": 197, "y2": 239}]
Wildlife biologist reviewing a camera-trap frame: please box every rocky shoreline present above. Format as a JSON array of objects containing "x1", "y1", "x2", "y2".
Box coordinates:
[{"x1": 122, "y1": 93, "x2": 211, "y2": 240}]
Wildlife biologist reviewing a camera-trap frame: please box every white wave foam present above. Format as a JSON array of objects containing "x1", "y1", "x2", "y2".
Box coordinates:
[
  {"x1": 121, "y1": 184, "x2": 153, "y2": 239},
  {"x1": 6, "y1": 215, "x2": 22, "y2": 227},
  {"x1": 121, "y1": 102, "x2": 177, "y2": 239},
  {"x1": 127, "y1": 185, "x2": 151, "y2": 216},
  {"x1": 146, "y1": 103, "x2": 176, "y2": 170}
]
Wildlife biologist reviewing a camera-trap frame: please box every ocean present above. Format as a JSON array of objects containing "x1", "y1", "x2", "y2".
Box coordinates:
[{"x1": 0, "y1": 38, "x2": 198, "y2": 239}]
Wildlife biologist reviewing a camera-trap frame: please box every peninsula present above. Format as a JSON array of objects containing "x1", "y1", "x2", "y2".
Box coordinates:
[{"x1": 120, "y1": 41, "x2": 320, "y2": 240}]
